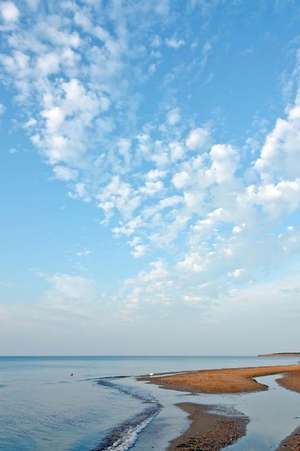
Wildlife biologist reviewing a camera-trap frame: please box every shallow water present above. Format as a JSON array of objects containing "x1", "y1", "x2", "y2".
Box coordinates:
[
  {"x1": 128, "y1": 373, "x2": 300, "y2": 450},
  {"x1": 226, "y1": 375, "x2": 300, "y2": 450},
  {"x1": 0, "y1": 356, "x2": 299, "y2": 450}
]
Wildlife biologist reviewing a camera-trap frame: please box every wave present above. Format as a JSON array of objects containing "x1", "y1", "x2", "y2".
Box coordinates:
[
  {"x1": 96, "y1": 377, "x2": 157, "y2": 403},
  {"x1": 92, "y1": 377, "x2": 161, "y2": 451}
]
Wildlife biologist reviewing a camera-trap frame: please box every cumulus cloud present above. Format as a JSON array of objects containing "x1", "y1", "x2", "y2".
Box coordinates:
[
  {"x1": 185, "y1": 127, "x2": 210, "y2": 150},
  {"x1": 245, "y1": 179, "x2": 300, "y2": 216},
  {"x1": 0, "y1": 1, "x2": 19, "y2": 23},
  {"x1": 207, "y1": 144, "x2": 239, "y2": 183},
  {"x1": 172, "y1": 171, "x2": 190, "y2": 189},
  {"x1": 255, "y1": 104, "x2": 300, "y2": 182},
  {"x1": 2, "y1": 0, "x2": 300, "y2": 324}
]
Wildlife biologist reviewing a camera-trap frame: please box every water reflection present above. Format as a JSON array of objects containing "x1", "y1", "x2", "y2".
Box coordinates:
[
  {"x1": 132, "y1": 374, "x2": 300, "y2": 450},
  {"x1": 227, "y1": 375, "x2": 300, "y2": 450}
]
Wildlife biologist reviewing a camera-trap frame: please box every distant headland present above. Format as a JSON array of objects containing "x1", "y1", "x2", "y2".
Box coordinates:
[{"x1": 258, "y1": 352, "x2": 300, "y2": 357}]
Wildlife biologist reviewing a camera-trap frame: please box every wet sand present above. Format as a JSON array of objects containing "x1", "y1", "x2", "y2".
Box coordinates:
[
  {"x1": 143, "y1": 364, "x2": 300, "y2": 394},
  {"x1": 277, "y1": 426, "x2": 300, "y2": 450},
  {"x1": 275, "y1": 372, "x2": 300, "y2": 449},
  {"x1": 168, "y1": 403, "x2": 248, "y2": 450},
  {"x1": 277, "y1": 370, "x2": 300, "y2": 393},
  {"x1": 142, "y1": 364, "x2": 300, "y2": 450}
]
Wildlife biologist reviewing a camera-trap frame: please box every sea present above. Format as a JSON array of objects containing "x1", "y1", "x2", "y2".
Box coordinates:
[{"x1": 0, "y1": 355, "x2": 300, "y2": 451}]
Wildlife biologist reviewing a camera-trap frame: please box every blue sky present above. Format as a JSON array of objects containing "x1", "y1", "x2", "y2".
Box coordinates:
[{"x1": 1, "y1": 0, "x2": 300, "y2": 355}]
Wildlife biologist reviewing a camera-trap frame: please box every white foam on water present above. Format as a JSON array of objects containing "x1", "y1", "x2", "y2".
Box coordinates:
[{"x1": 106, "y1": 413, "x2": 157, "y2": 451}]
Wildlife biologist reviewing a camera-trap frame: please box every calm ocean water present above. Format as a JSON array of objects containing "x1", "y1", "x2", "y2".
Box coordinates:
[{"x1": 0, "y1": 355, "x2": 299, "y2": 451}]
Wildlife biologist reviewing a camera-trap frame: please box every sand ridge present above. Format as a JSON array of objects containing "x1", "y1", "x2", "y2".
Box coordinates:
[{"x1": 142, "y1": 364, "x2": 300, "y2": 394}]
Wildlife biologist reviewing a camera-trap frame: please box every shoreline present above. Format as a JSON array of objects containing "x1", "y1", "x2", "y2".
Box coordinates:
[
  {"x1": 141, "y1": 363, "x2": 300, "y2": 394},
  {"x1": 277, "y1": 370, "x2": 300, "y2": 393},
  {"x1": 168, "y1": 403, "x2": 248, "y2": 451},
  {"x1": 140, "y1": 364, "x2": 300, "y2": 450},
  {"x1": 277, "y1": 426, "x2": 300, "y2": 450}
]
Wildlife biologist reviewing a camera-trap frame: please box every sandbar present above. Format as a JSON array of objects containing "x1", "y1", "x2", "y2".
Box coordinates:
[
  {"x1": 141, "y1": 364, "x2": 300, "y2": 450},
  {"x1": 168, "y1": 402, "x2": 248, "y2": 450},
  {"x1": 142, "y1": 364, "x2": 300, "y2": 394}
]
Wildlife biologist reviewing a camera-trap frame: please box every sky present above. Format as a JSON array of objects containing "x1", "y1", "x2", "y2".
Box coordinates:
[{"x1": 1, "y1": 0, "x2": 300, "y2": 355}]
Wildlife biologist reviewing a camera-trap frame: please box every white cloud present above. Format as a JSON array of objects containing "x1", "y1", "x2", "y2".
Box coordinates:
[
  {"x1": 45, "y1": 273, "x2": 97, "y2": 303},
  {"x1": 0, "y1": 1, "x2": 19, "y2": 23},
  {"x1": 228, "y1": 268, "x2": 245, "y2": 278},
  {"x1": 37, "y1": 52, "x2": 60, "y2": 76},
  {"x1": 165, "y1": 37, "x2": 185, "y2": 49},
  {"x1": 117, "y1": 138, "x2": 131, "y2": 166},
  {"x1": 113, "y1": 217, "x2": 143, "y2": 238},
  {"x1": 145, "y1": 169, "x2": 166, "y2": 180},
  {"x1": 169, "y1": 141, "x2": 184, "y2": 161},
  {"x1": 232, "y1": 224, "x2": 246, "y2": 234},
  {"x1": 121, "y1": 260, "x2": 172, "y2": 314},
  {"x1": 98, "y1": 176, "x2": 141, "y2": 220},
  {"x1": 72, "y1": 182, "x2": 89, "y2": 201},
  {"x1": 172, "y1": 170, "x2": 190, "y2": 189},
  {"x1": 42, "y1": 107, "x2": 65, "y2": 132},
  {"x1": 185, "y1": 127, "x2": 210, "y2": 150},
  {"x1": 140, "y1": 179, "x2": 164, "y2": 196},
  {"x1": 2, "y1": 0, "x2": 300, "y2": 328},
  {"x1": 151, "y1": 35, "x2": 161, "y2": 48},
  {"x1": 177, "y1": 252, "x2": 204, "y2": 273},
  {"x1": 245, "y1": 179, "x2": 300, "y2": 216},
  {"x1": 255, "y1": 103, "x2": 300, "y2": 182},
  {"x1": 166, "y1": 107, "x2": 180, "y2": 125},
  {"x1": 206, "y1": 144, "x2": 239, "y2": 183},
  {"x1": 53, "y1": 165, "x2": 78, "y2": 181},
  {"x1": 131, "y1": 243, "x2": 147, "y2": 258}
]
